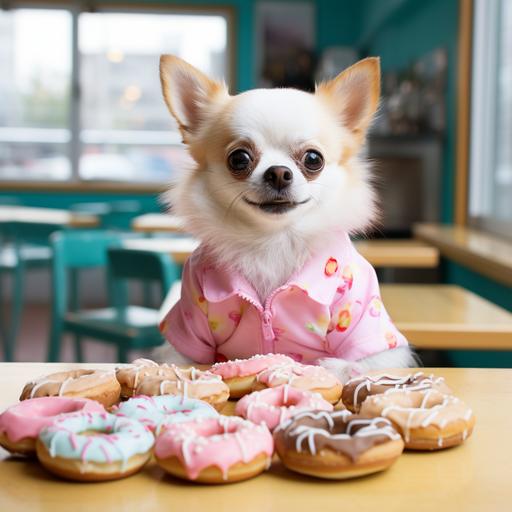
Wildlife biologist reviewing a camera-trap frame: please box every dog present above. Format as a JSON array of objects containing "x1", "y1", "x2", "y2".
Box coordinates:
[{"x1": 155, "y1": 55, "x2": 416, "y2": 383}]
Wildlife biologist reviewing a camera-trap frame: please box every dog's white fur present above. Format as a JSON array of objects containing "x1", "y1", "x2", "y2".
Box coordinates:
[{"x1": 156, "y1": 55, "x2": 416, "y2": 382}]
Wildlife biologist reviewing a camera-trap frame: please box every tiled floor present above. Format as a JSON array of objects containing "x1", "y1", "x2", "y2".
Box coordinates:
[{"x1": 1, "y1": 303, "x2": 151, "y2": 363}]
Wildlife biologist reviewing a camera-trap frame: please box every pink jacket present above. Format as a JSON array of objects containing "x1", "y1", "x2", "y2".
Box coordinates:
[{"x1": 160, "y1": 233, "x2": 408, "y2": 364}]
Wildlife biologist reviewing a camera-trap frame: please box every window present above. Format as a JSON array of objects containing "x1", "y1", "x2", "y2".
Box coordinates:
[
  {"x1": 469, "y1": 0, "x2": 512, "y2": 238},
  {"x1": 0, "y1": 8, "x2": 72, "y2": 180},
  {"x1": 0, "y1": 4, "x2": 231, "y2": 185}
]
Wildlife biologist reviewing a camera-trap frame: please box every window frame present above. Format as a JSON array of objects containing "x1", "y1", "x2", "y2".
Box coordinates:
[
  {"x1": 464, "y1": 0, "x2": 512, "y2": 239},
  {"x1": 0, "y1": 0, "x2": 235, "y2": 192}
]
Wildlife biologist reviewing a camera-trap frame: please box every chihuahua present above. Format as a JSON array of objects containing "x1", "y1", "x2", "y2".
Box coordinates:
[{"x1": 156, "y1": 55, "x2": 415, "y2": 382}]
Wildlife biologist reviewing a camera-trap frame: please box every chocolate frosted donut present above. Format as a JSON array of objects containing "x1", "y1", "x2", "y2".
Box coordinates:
[
  {"x1": 342, "y1": 372, "x2": 452, "y2": 412},
  {"x1": 274, "y1": 410, "x2": 404, "y2": 479}
]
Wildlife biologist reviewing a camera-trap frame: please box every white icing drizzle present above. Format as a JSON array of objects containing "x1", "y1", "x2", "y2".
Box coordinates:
[
  {"x1": 377, "y1": 391, "x2": 471, "y2": 443},
  {"x1": 58, "y1": 377, "x2": 74, "y2": 397},
  {"x1": 289, "y1": 416, "x2": 400, "y2": 456},
  {"x1": 29, "y1": 379, "x2": 61, "y2": 398},
  {"x1": 350, "y1": 372, "x2": 446, "y2": 407},
  {"x1": 234, "y1": 432, "x2": 248, "y2": 462}
]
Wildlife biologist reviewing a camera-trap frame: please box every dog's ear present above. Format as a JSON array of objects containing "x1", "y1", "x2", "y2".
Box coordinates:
[
  {"x1": 160, "y1": 55, "x2": 228, "y2": 142},
  {"x1": 316, "y1": 57, "x2": 380, "y2": 139}
]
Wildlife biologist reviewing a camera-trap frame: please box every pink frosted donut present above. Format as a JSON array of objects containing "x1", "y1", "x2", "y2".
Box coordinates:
[
  {"x1": 0, "y1": 397, "x2": 104, "y2": 455},
  {"x1": 254, "y1": 363, "x2": 343, "y2": 404},
  {"x1": 154, "y1": 416, "x2": 274, "y2": 483},
  {"x1": 235, "y1": 385, "x2": 333, "y2": 430},
  {"x1": 210, "y1": 354, "x2": 294, "y2": 398}
]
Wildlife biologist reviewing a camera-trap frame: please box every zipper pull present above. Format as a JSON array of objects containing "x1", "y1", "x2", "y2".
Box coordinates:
[{"x1": 262, "y1": 310, "x2": 274, "y2": 341}]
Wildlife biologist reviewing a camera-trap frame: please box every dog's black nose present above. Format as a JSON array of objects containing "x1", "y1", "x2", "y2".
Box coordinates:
[{"x1": 263, "y1": 166, "x2": 293, "y2": 192}]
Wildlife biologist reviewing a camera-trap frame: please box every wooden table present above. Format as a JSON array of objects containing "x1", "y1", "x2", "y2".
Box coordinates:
[
  {"x1": 124, "y1": 234, "x2": 440, "y2": 269},
  {"x1": 353, "y1": 239, "x2": 439, "y2": 268},
  {"x1": 122, "y1": 237, "x2": 199, "y2": 265},
  {"x1": 131, "y1": 213, "x2": 184, "y2": 233},
  {"x1": 381, "y1": 284, "x2": 512, "y2": 349},
  {"x1": 414, "y1": 223, "x2": 512, "y2": 286},
  {"x1": 0, "y1": 364, "x2": 510, "y2": 511},
  {"x1": 0, "y1": 205, "x2": 98, "y2": 228}
]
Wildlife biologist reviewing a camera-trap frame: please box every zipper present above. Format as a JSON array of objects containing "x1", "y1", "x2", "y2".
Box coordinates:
[
  {"x1": 260, "y1": 284, "x2": 290, "y2": 353},
  {"x1": 261, "y1": 310, "x2": 274, "y2": 352}
]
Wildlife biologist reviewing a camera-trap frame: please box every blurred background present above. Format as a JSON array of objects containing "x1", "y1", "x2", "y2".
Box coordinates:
[{"x1": 0, "y1": 0, "x2": 510, "y2": 366}]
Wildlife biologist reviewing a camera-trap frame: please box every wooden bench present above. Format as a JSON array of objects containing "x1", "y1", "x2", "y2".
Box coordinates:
[
  {"x1": 381, "y1": 284, "x2": 512, "y2": 350},
  {"x1": 413, "y1": 223, "x2": 512, "y2": 286}
]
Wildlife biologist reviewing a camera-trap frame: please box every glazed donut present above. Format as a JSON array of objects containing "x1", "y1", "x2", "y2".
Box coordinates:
[
  {"x1": 133, "y1": 366, "x2": 229, "y2": 411},
  {"x1": 235, "y1": 385, "x2": 333, "y2": 431},
  {"x1": 116, "y1": 359, "x2": 229, "y2": 409},
  {"x1": 36, "y1": 411, "x2": 154, "y2": 481},
  {"x1": 154, "y1": 416, "x2": 274, "y2": 483},
  {"x1": 274, "y1": 410, "x2": 404, "y2": 480},
  {"x1": 342, "y1": 372, "x2": 452, "y2": 412},
  {"x1": 115, "y1": 358, "x2": 162, "y2": 398},
  {"x1": 0, "y1": 397, "x2": 104, "y2": 455},
  {"x1": 254, "y1": 363, "x2": 342, "y2": 404},
  {"x1": 20, "y1": 369, "x2": 121, "y2": 408},
  {"x1": 359, "y1": 388, "x2": 475, "y2": 450},
  {"x1": 112, "y1": 395, "x2": 219, "y2": 434},
  {"x1": 210, "y1": 354, "x2": 294, "y2": 398}
]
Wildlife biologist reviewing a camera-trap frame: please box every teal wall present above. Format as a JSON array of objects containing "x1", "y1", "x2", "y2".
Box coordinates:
[{"x1": 358, "y1": 0, "x2": 459, "y2": 223}]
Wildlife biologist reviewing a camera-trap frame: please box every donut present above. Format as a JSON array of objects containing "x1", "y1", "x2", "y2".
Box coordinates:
[
  {"x1": 0, "y1": 397, "x2": 104, "y2": 455},
  {"x1": 210, "y1": 354, "x2": 295, "y2": 398},
  {"x1": 254, "y1": 363, "x2": 342, "y2": 404},
  {"x1": 112, "y1": 395, "x2": 219, "y2": 434},
  {"x1": 134, "y1": 368, "x2": 229, "y2": 411},
  {"x1": 235, "y1": 385, "x2": 333, "y2": 431},
  {"x1": 115, "y1": 358, "x2": 162, "y2": 398},
  {"x1": 154, "y1": 416, "x2": 274, "y2": 483},
  {"x1": 36, "y1": 411, "x2": 154, "y2": 481},
  {"x1": 342, "y1": 372, "x2": 452, "y2": 412},
  {"x1": 359, "y1": 388, "x2": 475, "y2": 450},
  {"x1": 20, "y1": 369, "x2": 121, "y2": 408},
  {"x1": 116, "y1": 359, "x2": 229, "y2": 410},
  {"x1": 274, "y1": 410, "x2": 404, "y2": 479}
]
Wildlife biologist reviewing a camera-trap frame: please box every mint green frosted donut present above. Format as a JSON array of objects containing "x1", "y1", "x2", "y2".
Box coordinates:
[
  {"x1": 113, "y1": 395, "x2": 219, "y2": 433},
  {"x1": 38, "y1": 411, "x2": 154, "y2": 466}
]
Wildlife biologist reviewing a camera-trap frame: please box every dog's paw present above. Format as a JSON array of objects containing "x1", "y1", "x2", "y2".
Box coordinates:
[{"x1": 317, "y1": 357, "x2": 362, "y2": 384}]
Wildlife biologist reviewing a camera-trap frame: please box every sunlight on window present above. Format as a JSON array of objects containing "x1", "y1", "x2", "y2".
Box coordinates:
[
  {"x1": 0, "y1": 9, "x2": 72, "y2": 180},
  {"x1": 78, "y1": 12, "x2": 228, "y2": 182}
]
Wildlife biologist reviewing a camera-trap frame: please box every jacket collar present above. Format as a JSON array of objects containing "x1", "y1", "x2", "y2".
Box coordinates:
[{"x1": 201, "y1": 232, "x2": 354, "y2": 308}]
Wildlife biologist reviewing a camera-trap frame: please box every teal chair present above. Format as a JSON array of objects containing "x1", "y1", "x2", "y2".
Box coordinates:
[
  {"x1": 0, "y1": 221, "x2": 60, "y2": 361},
  {"x1": 48, "y1": 231, "x2": 180, "y2": 363},
  {"x1": 71, "y1": 201, "x2": 143, "y2": 231}
]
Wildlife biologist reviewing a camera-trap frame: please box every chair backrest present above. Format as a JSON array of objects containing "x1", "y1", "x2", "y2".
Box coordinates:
[
  {"x1": 71, "y1": 200, "x2": 143, "y2": 230},
  {"x1": 2, "y1": 221, "x2": 62, "y2": 246},
  {"x1": 51, "y1": 230, "x2": 124, "y2": 268},
  {"x1": 51, "y1": 230, "x2": 126, "y2": 317},
  {"x1": 107, "y1": 247, "x2": 180, "y2": 307}
]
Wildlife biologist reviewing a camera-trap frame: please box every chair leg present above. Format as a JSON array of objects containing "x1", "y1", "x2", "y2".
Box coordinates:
[
  {"x1": 0, "y1": 271, "x2": 8, "y2": 360},
  {"x1": 4, "y1": 264, "x2": 25, "y2": 362},
  {"x1": 117, "y1": 344, "x2": 129, "y2": 364},
  {"x1": 74, "y1": 335, "x2": 84, "y2": 363},
  {"x1": 47, "y1": 313, "x2": 63, "y2": 362},
  {"x1": 142, "y1": 282, "x2": 153, "y2": 308}
]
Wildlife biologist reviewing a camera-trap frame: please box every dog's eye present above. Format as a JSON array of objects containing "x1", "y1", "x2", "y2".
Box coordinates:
[
  {"x1": 228, "y1": 149, "x2": 252, "y2": 173},
  {"x1": 302, "y1": 150, "x2": 324, "y2": 172}
]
